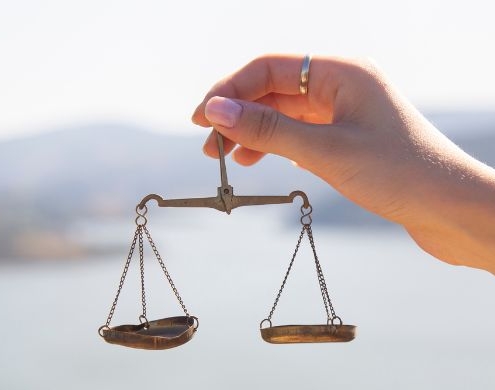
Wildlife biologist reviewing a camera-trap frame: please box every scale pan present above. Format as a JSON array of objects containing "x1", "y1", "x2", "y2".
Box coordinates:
[
  {"x1": 260, "y1": 324, "x2": 356, "y2": 344},
  {"x1": 100, "y1": 316, "x2": 198, "y2": 350}
]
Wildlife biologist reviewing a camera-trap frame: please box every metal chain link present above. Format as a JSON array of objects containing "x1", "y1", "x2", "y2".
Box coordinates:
[
  {"x1": 100, "y1": 207, "x2": 191, "y2": 332},
  {"x1": 138, "y1": 226, "x2": 147, "y2": 319},
  {"x1": 264, "y1": 205, "x2": 339, "y2": 323},
  {"x1": 103, "y1": 226, "x2": 140, "y2": 326},
  {"x1": 142, "y1": 225, "x2": 190, "y2": 316},
  {"x1": 306, "y1": 225, "x2": 337, "y2": 320},
  {"x1": 266, "y1": 226, "x2": 305, "y2": 321}
]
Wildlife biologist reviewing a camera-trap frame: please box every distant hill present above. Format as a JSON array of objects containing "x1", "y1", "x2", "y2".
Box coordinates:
[
  {"x1": 0, "y1": 123, "x2": 329, "y2": 258},
  {"x1": 0, "y1": 111, "x2": 493, "y2": 259}
]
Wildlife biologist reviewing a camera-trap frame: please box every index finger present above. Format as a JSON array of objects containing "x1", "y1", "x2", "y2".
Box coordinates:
[{"x1": 192, "y1": 54, "x2": 314, "y2": 127}]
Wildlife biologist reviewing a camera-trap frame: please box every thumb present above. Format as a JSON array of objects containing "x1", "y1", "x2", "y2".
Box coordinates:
[{"x1": 204, "y1": 96, "x2": 333, "y2": 166}]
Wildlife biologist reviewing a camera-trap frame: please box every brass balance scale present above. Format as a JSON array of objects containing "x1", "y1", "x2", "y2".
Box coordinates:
[{"x1": 98, "y1": 132, "x2": 356, "y2": 349}]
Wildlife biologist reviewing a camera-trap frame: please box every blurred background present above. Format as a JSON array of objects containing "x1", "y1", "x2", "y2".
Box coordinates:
[{"x1": 1, "y1": 1, "x2": 494, "y2": 389}]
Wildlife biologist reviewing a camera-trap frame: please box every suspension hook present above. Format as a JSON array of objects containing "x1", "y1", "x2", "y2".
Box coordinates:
[{"x1": 135, "y1": 204, "x2": 148, "y2": 226}]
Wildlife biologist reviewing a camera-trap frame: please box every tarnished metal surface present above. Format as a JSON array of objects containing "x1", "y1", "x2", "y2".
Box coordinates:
[
  {"x1": 100, "y1": 316, "x2": 198, "y2": 350},
  {"x1": 259, "y1": 208, "x2": 357, "y2": 344},
  {"x1": 137, "y1": 190, "x2": 310, "y2": 214},
  {"x1": 137, "y1": 132, "x2": 310, "y2": 213},
  {"x1": 260, "y1": 324, "x2": 356, "y2": 344},
  {"x1": 98, "y1": 218, "x2": 197, "y2": 350},
  {"x1": 99, "y1": 132, "x2": 356, "y2": 348}
]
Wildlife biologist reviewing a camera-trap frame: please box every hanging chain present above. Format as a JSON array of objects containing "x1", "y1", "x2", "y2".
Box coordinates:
[
  {"x1": 100, "y1": 205, "x2": 189, "y2": 329},
  {"x1": 142, "y1": 225, "x2": 190, "y2": 317},
  {"x1": 138, "y1": 226, "x2": 148, "y2": 322},
  {"x1": 266, "y1": 226, "x2": 305, "y2": 321},
  {"x1": 262, "y1": 204, "x2": 341, "y2": 326},
  {"x1": 306, "y1": 225, "x2": 337, "y2": 321},
  {"x1": 102, "y1": 226, "x2": 140, "y2": 327}
]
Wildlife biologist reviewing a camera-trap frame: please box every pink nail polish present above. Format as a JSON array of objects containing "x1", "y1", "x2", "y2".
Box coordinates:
[{"x1": 205, "y1": 97, "x2": 242, "y2": 128}]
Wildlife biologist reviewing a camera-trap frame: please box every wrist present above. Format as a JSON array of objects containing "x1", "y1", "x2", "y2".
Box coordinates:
[{"x1": 404, "y1": 155, "x2": 495, "y2": 274}]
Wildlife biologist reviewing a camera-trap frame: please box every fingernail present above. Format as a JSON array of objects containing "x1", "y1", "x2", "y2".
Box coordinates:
[{"x1": 205, "y1": 97, "x2": 242, "y2": 128}]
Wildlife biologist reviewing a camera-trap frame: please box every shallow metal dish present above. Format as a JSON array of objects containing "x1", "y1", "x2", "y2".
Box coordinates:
[
  {"x1": 100, "y1": 316, "x2": 198, "y2": 350},
  {"x1": 260, "y1": 324, "x2": 356, "y2": 344}
]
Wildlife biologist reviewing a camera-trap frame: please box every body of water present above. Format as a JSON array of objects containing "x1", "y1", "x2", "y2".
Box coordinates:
[{"x1": 1, "y1": 208, "x2": 494, "y2": 389}]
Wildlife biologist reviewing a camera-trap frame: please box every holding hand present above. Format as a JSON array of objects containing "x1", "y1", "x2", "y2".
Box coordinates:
[{"x1": 192, "y1": 54, "x2": 495, "y2": 275}]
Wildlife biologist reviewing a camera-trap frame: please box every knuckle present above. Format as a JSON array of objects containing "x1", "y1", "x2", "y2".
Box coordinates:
[
  {"x1": 349, "y1": 57, "x2": 385, "y2": 83},
  {"x1": 251, "y1": 53, "x2": 272, "y2": 66},
  {"x1": 357, "y1": 56, "x2": 380, "y2": 71},
  {"x1": 360, "y1": 57, "x2": 384, "y2": 79},
  {"x1": 251, "y1": 107, "x2": 280, "y2": 145}
]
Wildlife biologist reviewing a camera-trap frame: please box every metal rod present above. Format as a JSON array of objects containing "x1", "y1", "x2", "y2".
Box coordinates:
[
  {"x1": 136, "y1": 130, "x2": 312, "y2": 214},
  {"x1": 216, "y1": 131, "x2": 229, "y2": 189},
  {"x1": 138, "y1": 191, "x2": 310, "y2": 213}
]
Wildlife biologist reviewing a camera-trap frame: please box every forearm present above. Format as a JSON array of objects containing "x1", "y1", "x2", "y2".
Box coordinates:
[{"x1": 404, "y1": 149, "x2": 495, "y2": 274}]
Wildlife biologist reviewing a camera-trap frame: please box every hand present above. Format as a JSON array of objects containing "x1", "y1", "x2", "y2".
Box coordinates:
[{"x1": 192, "y1": 54, "x2": 495, "y2": 274}]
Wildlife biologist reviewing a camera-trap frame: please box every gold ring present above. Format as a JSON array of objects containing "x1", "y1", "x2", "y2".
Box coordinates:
[{"x1": 299, "y1": 54, "x2": 312, "y2": 95}]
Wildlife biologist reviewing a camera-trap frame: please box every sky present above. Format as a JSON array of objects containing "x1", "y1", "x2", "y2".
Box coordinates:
[{"x1": 1, "y1": 0, "x2": 494, "y2": 140}]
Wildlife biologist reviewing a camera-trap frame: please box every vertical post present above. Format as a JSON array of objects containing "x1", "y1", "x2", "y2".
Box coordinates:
[
  {"x1": 216, "y1": 130, "x2": 234, "y2": 214},
  {"x1": 216, "y1": 131, "x2": 229, "y2": 189}
]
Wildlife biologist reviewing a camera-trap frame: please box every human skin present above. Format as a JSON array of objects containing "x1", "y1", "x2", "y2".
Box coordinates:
[{"x1": 192, "y1": 54, "x2": 495, "y2": 275}]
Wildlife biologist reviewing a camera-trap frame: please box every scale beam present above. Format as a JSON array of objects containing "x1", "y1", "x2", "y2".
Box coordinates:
[
  {"x1": 138, "y1": 190, "x2": 310, "y2": 214},
  {"x1": 137, "y1": 131, "x2": 310, "y2": 213}
]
